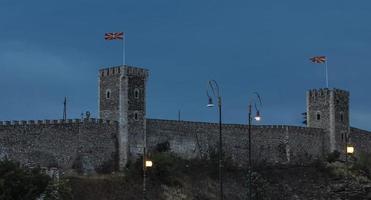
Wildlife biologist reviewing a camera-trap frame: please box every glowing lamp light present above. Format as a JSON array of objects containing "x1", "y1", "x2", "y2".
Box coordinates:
[
  {"x1": 145, "y1": 160, "x2": 153, "y2": 168},
  {"x1": 347, "y1": 146, "x2": 354, "y2": 154},
  {"x1": 207, "y1": 98, "x2": 215, "y2": 108},
  {"x1": 254, "y1": 111, "x2": 261, "y2": 121}
]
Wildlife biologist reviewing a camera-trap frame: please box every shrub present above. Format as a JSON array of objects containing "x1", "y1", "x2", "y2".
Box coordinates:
[
  {"x1": 148, "y1": 152, "x2": 184, "y2": 186},
  {"x1": 352, "y1": 151, "x2": 371, "y2": 177},
  {"x1": 44, "y1": 178, "x2": 73, "y2": 200},
  {"x1": 0, "y1": 159, "x2": 50, "y2": 200},
  {"x1": 326, "y1": 150, "x2": 341, "y2": 163},
  {"x1": 125, "y1": 152, "x2": 185, "y2": 186}
]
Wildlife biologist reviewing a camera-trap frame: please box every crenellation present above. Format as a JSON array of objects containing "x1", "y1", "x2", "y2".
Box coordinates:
[
  {"x1": 99, "y1": 65, "x2": 149, "y2": 79},
  {"x1": 123, "y1": 66, "x2": 149, "y2": 77},
  {"x1": 0, "y1": 118, "x2": 118, "y2": 126},
  {"x1": 99, "y1": 66, "x2": 121, "y2": 77}
]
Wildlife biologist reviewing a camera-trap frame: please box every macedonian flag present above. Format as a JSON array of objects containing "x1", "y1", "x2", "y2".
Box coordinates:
[
  {"x1": 104, "y1": 32, "x2": 124, "y2": 40},
  {"x1": 310, "y1": 56, "x2": 326, "y2": 64}
]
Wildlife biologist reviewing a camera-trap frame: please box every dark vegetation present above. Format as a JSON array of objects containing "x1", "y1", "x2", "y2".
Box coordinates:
[
  {"x1": 67, "y1": 149, "x2": 371, "y2": 200},
  {"x1": 0, "y1": 159, "x2": 50, "y2": 200},
  {"x1": 2, "y1": 148, "x2": 371, "y2": 199}
]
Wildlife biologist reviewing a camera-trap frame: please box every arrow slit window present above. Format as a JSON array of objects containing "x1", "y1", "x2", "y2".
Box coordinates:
[{"x1": 106, "y1": 89, "x2": 111, "y2": 99}]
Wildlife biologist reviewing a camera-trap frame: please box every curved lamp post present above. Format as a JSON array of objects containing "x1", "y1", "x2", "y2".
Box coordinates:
[
  {"x1": 206, "y1": 80, "x2": 223, "y2": 200},
  {"x1": 247, "y1": 92, "x2": 262, "y2": 200}
]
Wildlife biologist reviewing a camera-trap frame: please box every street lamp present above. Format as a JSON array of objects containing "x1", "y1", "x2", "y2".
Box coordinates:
[
  {"x1": 206, "y1": 80, "x2": 223, "y2": 200},
  {"x1": 346, "y1": 144, "x2": 354, "y2": 178},
  {"x1": 247, "y1": 92, "x2": 262, "y2": 200},
  {"x1": 254, "y1": 110, "x2": 261, "y2": 122},
  {"x1": 345, "y1": 132, "x2": 354, "y2": 199},
  {"x1": 143, "y1": 151, "x2": 153, "y2": 200}
]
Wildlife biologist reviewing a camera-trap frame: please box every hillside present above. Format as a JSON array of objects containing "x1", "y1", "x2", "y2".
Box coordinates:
[{"x1": 63, "y1": 153, "x2": 371, "y2": 200}]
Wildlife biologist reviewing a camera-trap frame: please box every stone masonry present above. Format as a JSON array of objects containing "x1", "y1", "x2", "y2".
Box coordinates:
[
  {"x1": 0, "y1": 65, "x2": 371, "y2": 172},
  {"x1": 0, "y1": 119, "x2": 118, "y2": 172}
]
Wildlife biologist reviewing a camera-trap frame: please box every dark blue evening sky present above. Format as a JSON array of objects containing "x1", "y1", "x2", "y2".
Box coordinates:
[{"x1": 1, "y1": 0, "x2": 371, "y2": 130}]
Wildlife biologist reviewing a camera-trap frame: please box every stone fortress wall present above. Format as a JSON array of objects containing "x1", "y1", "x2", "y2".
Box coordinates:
[
  {"x1": 144, "y1": 119, "x2": 326, "y2": 166},
  {"x1": 1, "y1": 65, "x2": 371, "y2": 172},
  {"x1": 1, "y1": 116, "x2": 370, "y2": 171},
  {"x1": 0, "y1": 118, "x2": 329, "y2": 170},
  {"x1": 0, "y1": 119, "x2": 118, "y2": 172},
  {"x1": 350, "y1": 127, "x2": 371, "y2": 155}
]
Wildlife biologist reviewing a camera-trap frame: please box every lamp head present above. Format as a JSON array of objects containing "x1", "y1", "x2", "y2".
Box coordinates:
[
  {"x1": 145, "y1": 160, "x2": 153, "y2": 168},
  {"x1": 347, "y1": 146, "x2": 354, "y2": 154},
  {"x1": 207, "y1": 97, "x2": 215, "y2": 107},
  {"x1": 254, "y1": 110, "x2": 261, "y2": 121}
]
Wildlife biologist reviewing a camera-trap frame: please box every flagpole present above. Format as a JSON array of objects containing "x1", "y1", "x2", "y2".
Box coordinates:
[
  {"x1": 325, "y1": 60, "x2": 329, "y2": 88},
  {"x1": 123, "y1": 33, "x2": 126, "y2": 66}
]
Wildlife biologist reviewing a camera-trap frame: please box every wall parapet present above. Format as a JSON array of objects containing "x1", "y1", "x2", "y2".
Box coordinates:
[
  {"x1": 350, "y1": 127, "x2": 371, "y2": 140},
  {"x1": 0, "y1": 118, "x2": 118, "y2": 126},
  {"x1": 308, "y1": 88, "x2": 349, "y2": 98},
  {"x1": 350, "y1": 127, "x2": 371, "y2": 134},
  {"x1": 147, "y1": 118, "x2": 325, "y2": 133}
]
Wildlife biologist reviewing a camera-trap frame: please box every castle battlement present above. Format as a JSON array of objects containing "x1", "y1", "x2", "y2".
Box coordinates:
[
  {"x1": 2, "y1": 64, "x2": 369, "y2": 172},
  {"x1": 0, "y1": 118, "x2": 118, "y2": 126},
  {"x1": 308, "y1": 88, "x2": 349, "y2": 98},
  {"x1": 99, "y1": 65, "x2": 149, "y2": 78}
]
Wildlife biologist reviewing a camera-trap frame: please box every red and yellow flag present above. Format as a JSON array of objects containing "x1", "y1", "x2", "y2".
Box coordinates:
[
  {"x1": 310, "y1": 56, "x2": 326, "y2": 63},
  {"x1": 104, "y1": 32, "x2": 124, "y2": 40}
]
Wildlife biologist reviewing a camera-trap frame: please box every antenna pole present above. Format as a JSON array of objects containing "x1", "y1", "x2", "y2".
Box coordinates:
[{"x1": 63, "y1": 97, "x2": 67, "y2": 120}]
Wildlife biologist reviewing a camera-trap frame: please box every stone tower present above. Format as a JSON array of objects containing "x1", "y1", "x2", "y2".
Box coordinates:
[
  {"x1": 307, "y1": 88, "x2": 350, "y2": 153},
  {"x1": 99, "y1": 65, "x2": 148, "y2": 169}
]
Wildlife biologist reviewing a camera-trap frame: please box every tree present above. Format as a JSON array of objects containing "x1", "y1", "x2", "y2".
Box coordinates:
[{"x1": 0, "y1": 159, "x2": 50, "y2": 200}]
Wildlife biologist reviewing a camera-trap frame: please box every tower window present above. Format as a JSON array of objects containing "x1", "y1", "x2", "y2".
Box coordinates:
[
  {"x1": 316, "y1": 113, "x2": 321, "y2": 120},
  {"x1": 134, "y1": 88, "x2": 140, "y2": 99},
  {"x1": 340, "y1": 113, "x2": 344, "y2": 122},
  {"x1": 134, "y1": 111, "x2": 139, "y2": 121},
  {"x1": 106, "y1": 89, "x2": 111, "y2": 99}
]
